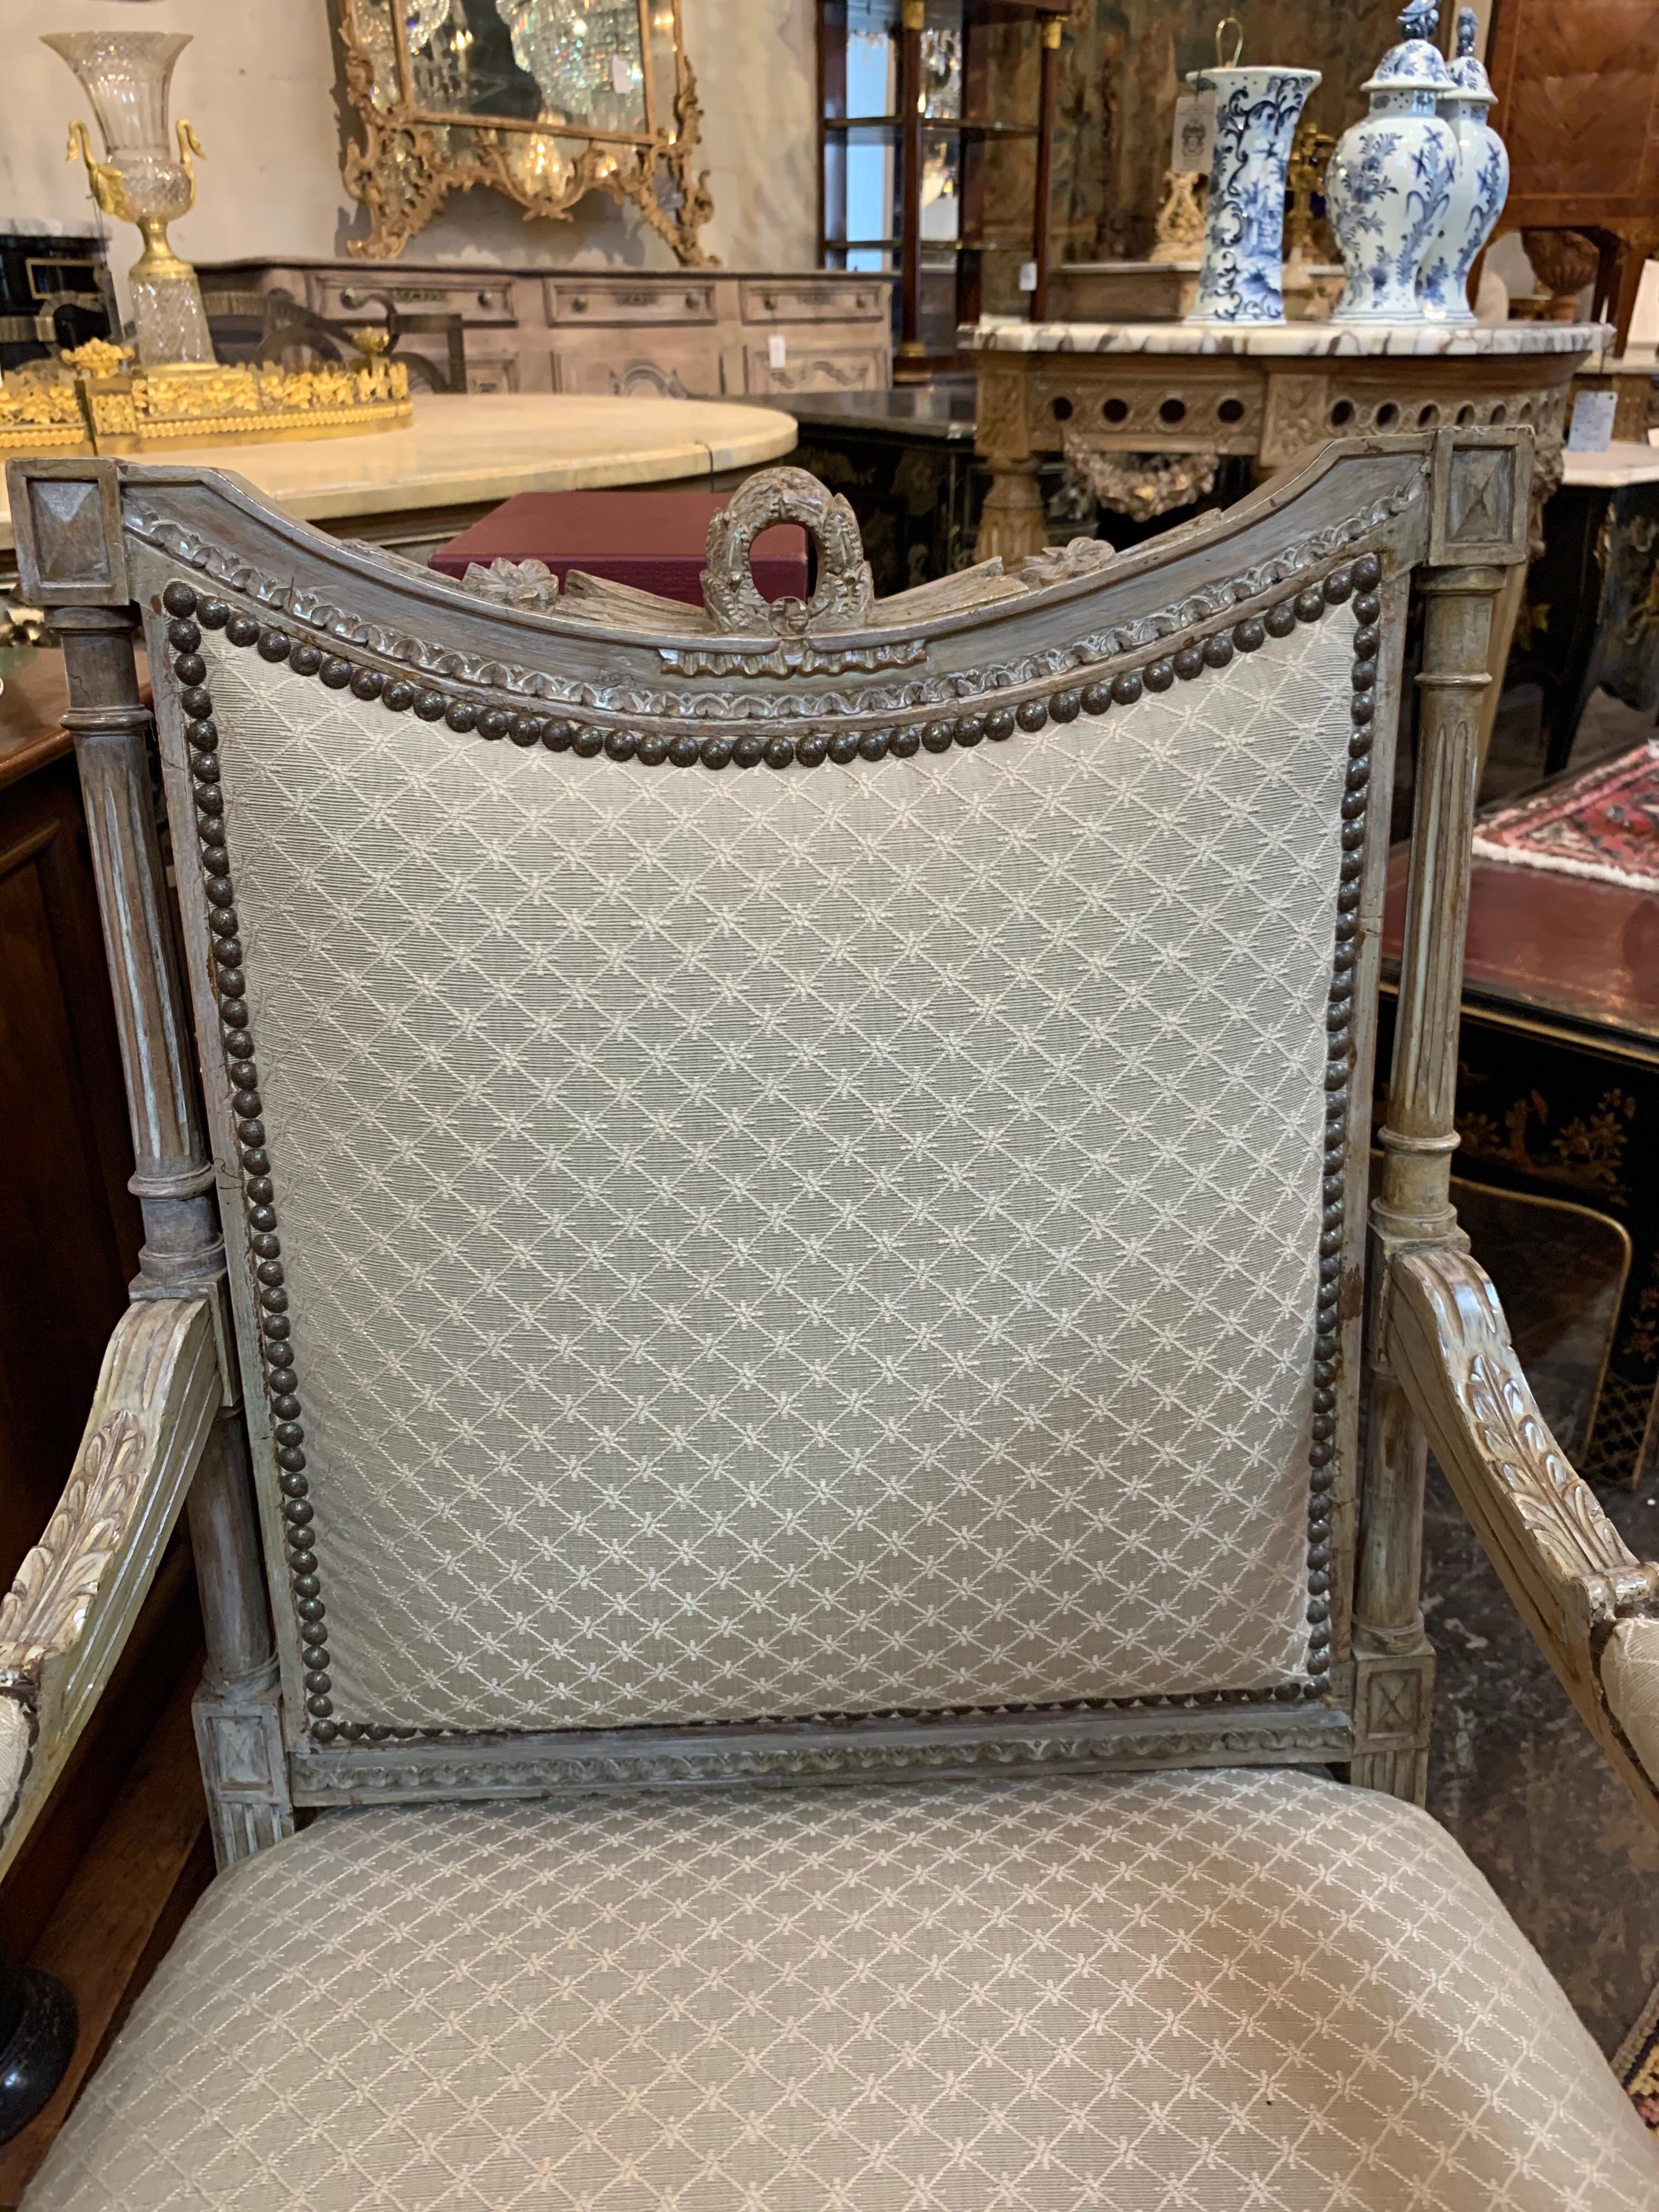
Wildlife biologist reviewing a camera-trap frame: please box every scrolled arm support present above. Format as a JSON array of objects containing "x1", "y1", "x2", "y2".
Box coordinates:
[
  {"x1": 1387, "y1": 1245, "x2": 1659, "y2": 1829},
  {"x1": 0, "y1": 1297, "x2": 220, "y2": 1879}
]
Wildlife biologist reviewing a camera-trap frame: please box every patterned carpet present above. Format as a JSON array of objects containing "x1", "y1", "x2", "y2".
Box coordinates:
[
  {"x1": 1472, "y1": 740, "x2": 1659, "y2": 890},
  {"x1": 1618, "y1": 1983, "x2": 1659, "y2": 2133}
]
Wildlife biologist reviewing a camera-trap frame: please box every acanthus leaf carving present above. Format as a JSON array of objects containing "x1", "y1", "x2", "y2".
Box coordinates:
[
  {"x1": 1462, "y1": 1349, "x2": 1631, "y2": 1585},
  {"x1": 0, "y1": 1412, "x2": 145, "y2": 1691},
  {"x1": 1392, "y1": 1245, "x2": 1655, "y2": 1601}
]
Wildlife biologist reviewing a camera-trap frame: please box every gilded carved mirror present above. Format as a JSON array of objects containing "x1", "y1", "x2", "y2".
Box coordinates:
[{"x1": 336, "y1": 0, "x2": 714, "y2": 262}]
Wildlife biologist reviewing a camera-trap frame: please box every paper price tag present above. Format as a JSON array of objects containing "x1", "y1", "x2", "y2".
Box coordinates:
[
  {"x1": 1171, "y1": 91, "x2": 1215, "y2": 175},
  {"x1": 767, "y1": 333, "x2": 786, "y2": 369},
  {"x1": 1017, "y1": 260, "x2": 1037, "y2": 293},
  {"x1": 1566, "y1": 389, "x2": 1616, "y2": 453}
]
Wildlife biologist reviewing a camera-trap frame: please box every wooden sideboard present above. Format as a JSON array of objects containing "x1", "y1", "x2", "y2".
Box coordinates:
[{"x1": 197, "y1": 260, "x2": 894, "y2": 403}]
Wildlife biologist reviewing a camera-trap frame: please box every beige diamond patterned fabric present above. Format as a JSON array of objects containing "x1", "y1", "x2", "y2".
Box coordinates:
[
  {"x1": 202, "y1": 615, "x2": 1353, "y2": 1732},
  {"x1": 25, "y1": 1769, "x2": 1658, "y2": 2210}
]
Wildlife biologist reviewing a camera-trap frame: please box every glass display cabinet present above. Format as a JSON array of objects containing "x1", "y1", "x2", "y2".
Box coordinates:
[{"x1": 817, "y1": 0, "x2": 1067, "y2": 380}]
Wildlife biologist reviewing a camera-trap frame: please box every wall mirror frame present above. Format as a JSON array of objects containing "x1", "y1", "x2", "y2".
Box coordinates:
[{"x1": 335, "y1": 0, "x2": 715, "y2": 263}]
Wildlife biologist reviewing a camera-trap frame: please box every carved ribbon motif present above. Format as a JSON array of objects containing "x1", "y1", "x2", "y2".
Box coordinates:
[{"x1": 124, "y1": 469, "x2": 1422, "y2": 720}]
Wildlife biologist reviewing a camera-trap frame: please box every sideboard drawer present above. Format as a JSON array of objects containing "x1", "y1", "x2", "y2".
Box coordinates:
[
  {"x1": 311, "y1": 272, "x2": 519, "y2": 325},
  {"x1": 740, "y1": 279, "x2": 888, "y2": 324},
  {"x1": 546, "y1": 279, "x2": 719, "y2": 325}
]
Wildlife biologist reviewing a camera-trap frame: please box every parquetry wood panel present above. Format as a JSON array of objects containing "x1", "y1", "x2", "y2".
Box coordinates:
[{"x1": 1486, "y1": 0, "x2": 1659, "y2": 226}]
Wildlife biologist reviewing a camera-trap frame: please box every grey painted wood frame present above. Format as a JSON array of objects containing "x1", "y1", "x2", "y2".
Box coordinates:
[{"x1": 17, "y1": 426, "x2": 1645, "y2": 1866}]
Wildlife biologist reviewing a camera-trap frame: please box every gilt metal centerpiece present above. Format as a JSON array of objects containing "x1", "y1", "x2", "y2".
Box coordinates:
[{"x1": 0, "y1": 29, "x2": 415, "y2": 456}]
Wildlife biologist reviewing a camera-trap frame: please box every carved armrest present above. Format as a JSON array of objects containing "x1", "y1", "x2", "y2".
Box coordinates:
[
  {"x1": 1387, "y1": 1246, "x2": 1659, "y2": 1830},
  {"x1": 0, "y1": 1298, "x2": 220, "y2": 1880}
]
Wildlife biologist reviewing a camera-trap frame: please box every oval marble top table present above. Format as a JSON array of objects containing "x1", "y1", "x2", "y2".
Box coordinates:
[{"x1": 0, "y1": 393, "x2": 799, "y2": 555}]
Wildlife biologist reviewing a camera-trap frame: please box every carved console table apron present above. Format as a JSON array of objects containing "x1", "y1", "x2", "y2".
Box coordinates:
[{"x1": 969, "y1": 319, "x2": 1608, "y2": 729}]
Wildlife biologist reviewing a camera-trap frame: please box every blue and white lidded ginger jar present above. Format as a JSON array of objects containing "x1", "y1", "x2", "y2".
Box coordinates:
[
  {"x1": 1418, "y1": 6, "x2": 1509, "y2": 323},
  {"x1": 1185, "y1": 65, "x2": 1322, "y2": 323},
  {"x1": 1327, "y1": 0, "x2": 1458, "y2": 323}
]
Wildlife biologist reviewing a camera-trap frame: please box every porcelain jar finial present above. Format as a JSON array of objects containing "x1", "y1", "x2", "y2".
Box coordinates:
[
  {"x1": 1326, "y1": 2, "x2": 1458, "y2": 322},
  {"x1": 1182, "y1": 65, "x2": 1321, "y2": 323},
  {"x1": 1418, "y1": 5, "x2": 1509, "y2": 321}
]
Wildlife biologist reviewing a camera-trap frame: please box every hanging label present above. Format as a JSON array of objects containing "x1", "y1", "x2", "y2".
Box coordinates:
[
  {"x1": 1566, "y1": 389, "x2": 1616, "y2": 452},
  {"x1": 1171, "y1": 91, "x2": 1215, "y2": 174},
  {"x1": 1017, "y1": 260, "x2": 1037, "y2": 293},
  {"x1": 767, "y1": 333, "x2": 787, "y2": 369}
]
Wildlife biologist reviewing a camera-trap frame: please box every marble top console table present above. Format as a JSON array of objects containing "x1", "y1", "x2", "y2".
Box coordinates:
[
  {"x1": 967, "y1": 317, "x2": 1609, "y2": 566},
  {"x1": 967, "y1": 320, "x2": 1609, "y2": 753}
]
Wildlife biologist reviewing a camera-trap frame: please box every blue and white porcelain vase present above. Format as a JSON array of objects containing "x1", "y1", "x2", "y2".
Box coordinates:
[
  {"x1": 1184, "y1": 65, "x2": 1321, "y2": 322},
  {"x1": 1418, "y1": 6, "x2": 1509, "y2": 322},
  {"x1": 1327, "y1": 0, "x2": 1458, "y2": 323}
]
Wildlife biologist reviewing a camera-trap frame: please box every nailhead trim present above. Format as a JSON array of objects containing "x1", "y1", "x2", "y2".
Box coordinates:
[
  {"x1": 1300, "y1": 551, "x2": 1383, "y2": 1691},
  {"x1": 160, "y1": 546, "x2": 1384, "y2": 1729},
  {"x1": 163, "y1": 578, "x2": 346, "y2": 1740},
  {"x1": 169, "y1": 551, "x2": 1389, "y2": 775}
]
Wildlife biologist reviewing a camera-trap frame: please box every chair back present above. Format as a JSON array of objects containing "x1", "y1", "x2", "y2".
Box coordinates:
[{"x1": 9, "y1": 430, "x2": 1532, "y2": 1808}]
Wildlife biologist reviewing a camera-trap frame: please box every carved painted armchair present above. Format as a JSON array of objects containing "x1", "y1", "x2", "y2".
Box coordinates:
[{"x1": 4, "y1": 434, "x2": 1657, "y2": 2209}]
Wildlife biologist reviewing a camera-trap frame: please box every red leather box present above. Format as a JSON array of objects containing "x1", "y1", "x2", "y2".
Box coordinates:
[{"x1": 429, "y1": 491, "x2": 808, "y2": 608}]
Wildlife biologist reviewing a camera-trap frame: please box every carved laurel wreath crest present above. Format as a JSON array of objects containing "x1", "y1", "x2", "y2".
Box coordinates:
[{"x1": 700, "y1": 465, "x2": 876, "y2": 637}]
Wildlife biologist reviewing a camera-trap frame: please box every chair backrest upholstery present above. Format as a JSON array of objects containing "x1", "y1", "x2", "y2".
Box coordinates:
[
  {"x1": 18, "y1": 432, "x2": 1530, "y2": 1799},
  {"x1": 196, "y1": 612, "x2": 1352, "y2": 1738}
]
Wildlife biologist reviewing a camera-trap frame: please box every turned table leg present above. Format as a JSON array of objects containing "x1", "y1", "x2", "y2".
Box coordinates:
[
  {"x1": 974, "y1": 458, "x2": 1047, "y2": 564},
  {"x1": 1477, "y1": 562, "x2": 1526, "y2": 773}
]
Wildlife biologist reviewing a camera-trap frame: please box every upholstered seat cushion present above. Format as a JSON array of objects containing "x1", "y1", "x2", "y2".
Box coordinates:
[{"x1": 27, "y1": 1770, "x2": 1655, "y2": 2212}]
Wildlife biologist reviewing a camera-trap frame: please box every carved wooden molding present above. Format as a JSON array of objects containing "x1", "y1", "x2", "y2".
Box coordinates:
[
  {"x1": 1387, "y1": 1244, "x2": 1659, "y2": 1831},
  {"x1": 1349, "y1": 1642, "x2": 1435, "y2": 1807},
  {"x1": 290, "y1": 1700, "x2": 1355, "y2": 1804},
  {"x1": 0, "y1": 1297, "x2": 220, "y2": 1879},
  {"x1": 121, "y1": 465, "x2": 1422, "y2": 714}
]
